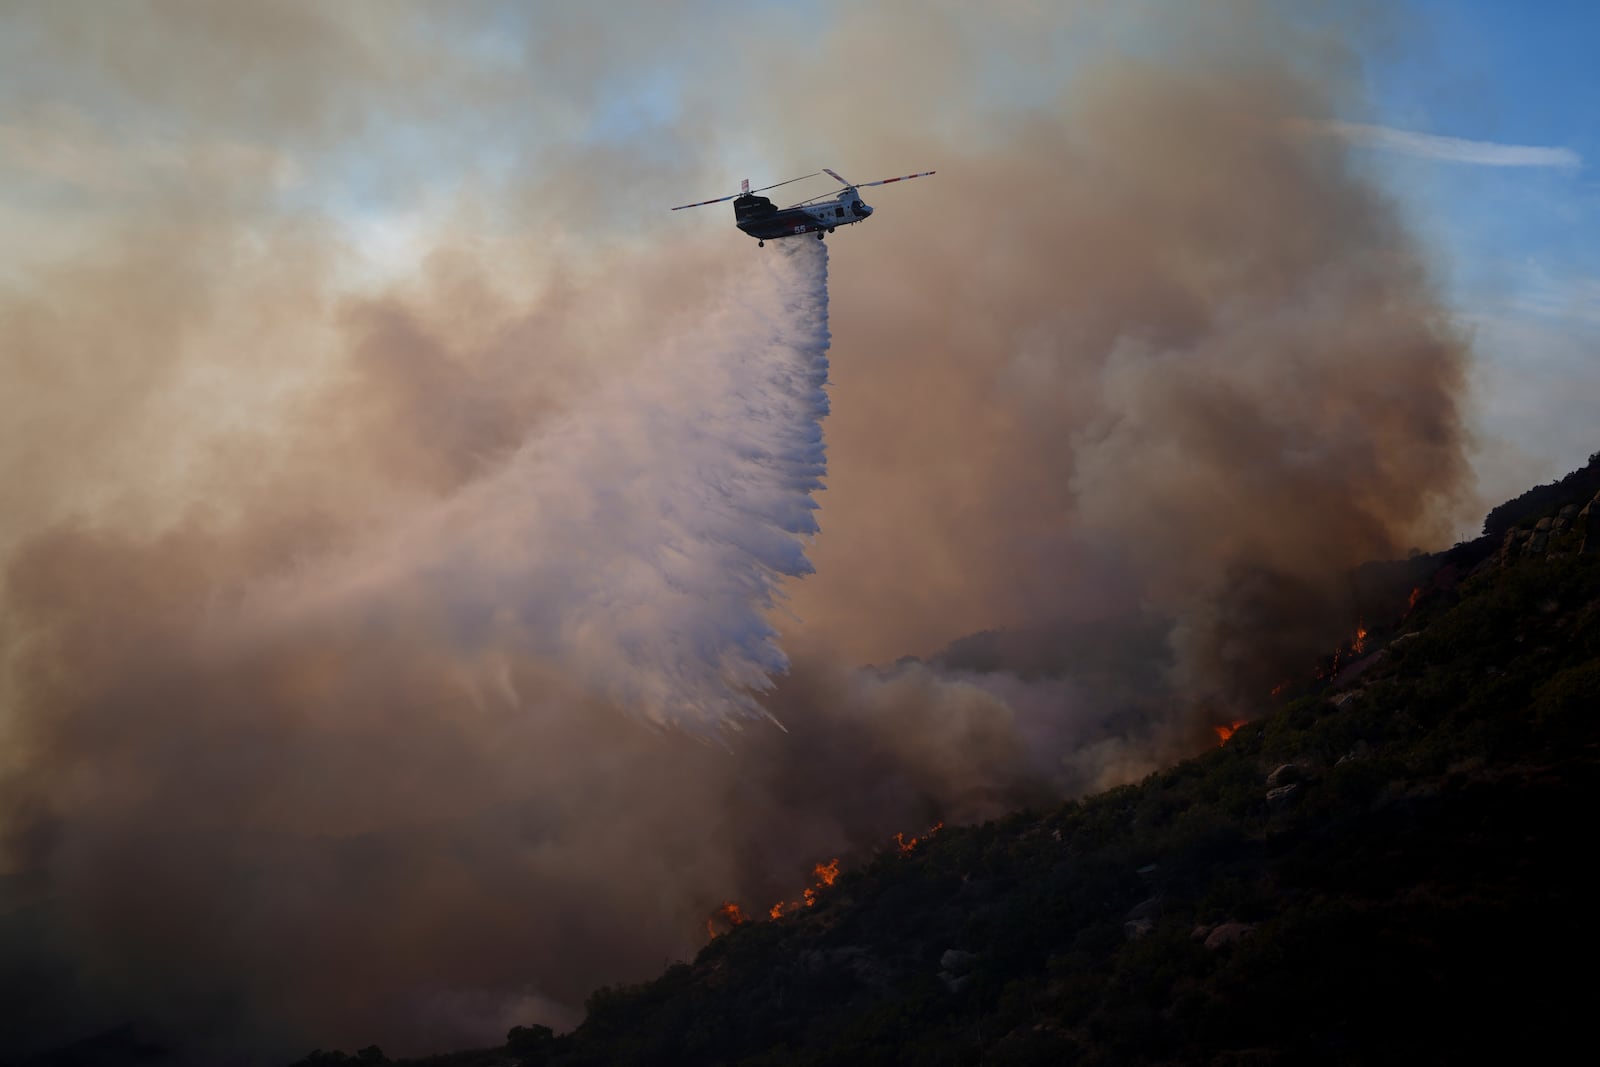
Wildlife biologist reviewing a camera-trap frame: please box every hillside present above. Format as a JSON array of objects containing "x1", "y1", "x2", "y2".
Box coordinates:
[{"x1": 271, "y1": 458, "x2": 1600, "y2": 1067}]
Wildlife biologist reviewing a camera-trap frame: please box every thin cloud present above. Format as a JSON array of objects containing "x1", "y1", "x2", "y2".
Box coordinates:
[
  {"x1": 1310, "y1": 119, "x2": 1581, "y2": 169},
  {"x1": 1487, "y1": 276, "x2": 1600, "y2": 329}
]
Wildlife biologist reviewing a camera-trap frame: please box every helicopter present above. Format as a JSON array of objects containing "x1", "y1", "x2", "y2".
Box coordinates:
[{"x1": 670, "y1": 168, "x2": 935, "y2": 246}]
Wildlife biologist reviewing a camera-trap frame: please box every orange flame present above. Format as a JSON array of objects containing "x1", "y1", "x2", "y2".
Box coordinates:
[
  {"x1": 763, "y1": 856, "x2": 844, "y2": 916},
  {"x1": 774, "y1": 832, "x2": 942, "y2": 923},
  {"x1": 1407, "y1": 586, "x2": 1422, "y2": 612},
  {"x1": 1352, "y1": 622, "x2": 1368, "y2": 654},
  {"x1": 894, "y1": 821, "x2": 945, "y2": 855},
  {"x1": 1269, "y1": 681, "x2": 1289, "y2": 697},
  {"x1": 705, "y1": 900, "x2": 747, "y2": 939},
  {"x1": 1213, "y1": 719, "x2": 1248, "y2": 745}
]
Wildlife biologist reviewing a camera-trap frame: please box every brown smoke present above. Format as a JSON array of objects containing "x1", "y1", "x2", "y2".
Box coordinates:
[
  {"x1": 1, "y1": 1, "x2": 1471, "y2": 1060},
  {"x1": 779, "y1": 48, "x2": 1469, "y2": 684}
]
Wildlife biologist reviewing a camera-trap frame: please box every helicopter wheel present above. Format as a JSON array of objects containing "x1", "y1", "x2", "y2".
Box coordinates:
[
  {"x1": 758, "y1": 240, "x2": 764, "y2": 248},
  {"x1": 816, "y1": 231, "x2": 825, "y2": 240},
  {"x1": 827, "y1": 227, "x2": 835, "y2": 234}
]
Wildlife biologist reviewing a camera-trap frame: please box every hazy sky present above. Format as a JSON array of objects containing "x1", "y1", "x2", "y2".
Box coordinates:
[{"x1": 3, "y1": 1, "x2": 1592, "y2": 513}]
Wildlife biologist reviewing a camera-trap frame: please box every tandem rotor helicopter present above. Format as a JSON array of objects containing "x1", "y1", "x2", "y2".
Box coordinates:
[{"x1": 670, "y1": 167, "x2": 935, "y2": 246}]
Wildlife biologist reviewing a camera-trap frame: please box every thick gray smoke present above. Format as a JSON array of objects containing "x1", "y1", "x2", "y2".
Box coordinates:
[
  {"x1": 0, "y1": 242, "x2": 844, "y2": 1058},
  {"x1": 0, "y1": 222, "x2": 1040, "y2": 1060},
  {"x1": 1, "y1": 2, "x2": 1481, "y2": 1062}
]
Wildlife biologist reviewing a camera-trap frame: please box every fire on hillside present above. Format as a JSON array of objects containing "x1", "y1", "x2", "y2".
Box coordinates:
[{"x1": 710, "y1": 824, "x2": 945, "y2": 939}]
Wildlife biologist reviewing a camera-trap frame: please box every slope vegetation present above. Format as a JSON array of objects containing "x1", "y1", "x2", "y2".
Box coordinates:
[{"x1": 299, "y1": 468, "x2": 1600, "y2": 1067}]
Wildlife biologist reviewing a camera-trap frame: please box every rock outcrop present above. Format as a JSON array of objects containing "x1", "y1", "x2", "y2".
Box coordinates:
[
  {"x1": 1203, "y1": 922, "x2": 1256, "y2": 949},
  {"x1": 1266, "y1": 764, "x2": 1302, "y2": 789}
]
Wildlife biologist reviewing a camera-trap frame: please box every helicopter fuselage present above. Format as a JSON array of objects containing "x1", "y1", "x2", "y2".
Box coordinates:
[
  {"x1": 733, "y1": 190, "x2": 873, "y2": 242},
  {"x1": 670, "y1": 167, "x2": 930, "y2": 245}
]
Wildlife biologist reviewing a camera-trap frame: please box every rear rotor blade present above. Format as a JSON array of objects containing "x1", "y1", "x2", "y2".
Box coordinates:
[
  {"x1": 670, "y1": 171, "x2": 821, "y2": 211},
  {"x1": 856, "y1": 170, "x2": 936, "y2": 189},
  {"x1": 751, "y1": 171, "x2": 820, "y2": 195},
  {"x1": 670, "y1": 192, "x2": 740, "y2": 211}
]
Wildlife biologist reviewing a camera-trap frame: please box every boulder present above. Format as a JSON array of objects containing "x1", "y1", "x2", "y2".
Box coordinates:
[
  {"x1": 1266, "y1": 764, "x2": 1303, "y2": 789},
  {"x1": 1124, "y1": 918, "x2": 1154, "y2": 941},
  {"x1": 1125, "y1": 895, "x2": 1162, "y2": 921},
  {"x1": 1498, "y1": 528, "x2": 1522, "y2": 566},
  {"x1": 1204, "y1": 922, "x2": 1255, "y2": 949},
  {"x1": 939, "y1": 972, "x2": 971, "y2": 994},
  {"x1": 1535, "y1": 517, "x2": 1553, "y2": 532},
  {"x1": 1337, "y1": 740, "x2": 1373, "y2": 766},
  {"x1": 940, "y1": 949, "x2": 978, "y2": 975},
  {"x1": 1266, "y1": 783, "x2": 1301, "y2": 808}
]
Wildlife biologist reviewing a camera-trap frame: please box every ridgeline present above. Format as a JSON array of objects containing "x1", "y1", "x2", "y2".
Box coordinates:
[{"x1": 310, "y1": 453, "x2": 1596, "y2": 1065}]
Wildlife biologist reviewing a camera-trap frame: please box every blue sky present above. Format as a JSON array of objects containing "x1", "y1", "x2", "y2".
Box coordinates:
[
  {"x1": 1364, "y1": 0, "x2": 1599, "y2": 304},
  {"x1": 1357, "y1": 0, "x2": 1599, "y2": 506}
]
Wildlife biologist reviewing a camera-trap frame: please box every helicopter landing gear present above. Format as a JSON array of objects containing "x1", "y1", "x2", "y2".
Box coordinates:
[
  {"x1": 827, "y1": 226, "x2": 835, "y2": 234},
  {"x1": 758, "y1": 240, "x2": 765, "y2": 247},
  {"x1": 816, "y1": 231, "x2": 825, "y2": 240}
]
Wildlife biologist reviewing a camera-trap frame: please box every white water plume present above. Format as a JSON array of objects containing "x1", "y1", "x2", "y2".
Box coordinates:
[{"x1": 260, "y1": 240, "x2": 832, "y2": 731}]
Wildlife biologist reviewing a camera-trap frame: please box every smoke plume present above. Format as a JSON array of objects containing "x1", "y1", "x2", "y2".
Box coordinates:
[{"x1": 1, "y1": 1, "x2": 1475, "y2": 1061}]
